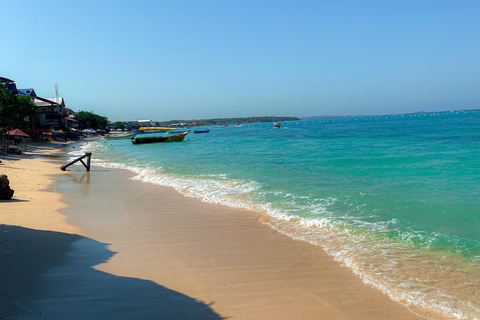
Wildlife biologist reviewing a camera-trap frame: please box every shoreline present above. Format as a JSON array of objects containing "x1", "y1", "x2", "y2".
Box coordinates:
[
  {"x1": 0, "y1": 144, "x2": 82, "y2": 235},
  {"x1": 1, "y1": 143, "x2": 431, "y2": 319},
  {"x1": 1, "y1": 144, "x2": 222, "y2": 319}
]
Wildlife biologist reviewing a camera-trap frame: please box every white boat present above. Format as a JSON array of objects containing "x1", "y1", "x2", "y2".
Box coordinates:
[{"x1": 106, "y1": 132, "x2": 137, "y2": 140}]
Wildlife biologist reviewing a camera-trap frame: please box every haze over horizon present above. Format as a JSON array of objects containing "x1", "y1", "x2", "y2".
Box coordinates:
[{"x1": 2, "y1": 1, "x2": 479, "y2": 122}]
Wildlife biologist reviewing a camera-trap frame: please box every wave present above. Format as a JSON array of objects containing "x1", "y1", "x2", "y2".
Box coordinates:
[{"x1": 69, "y1": 141, "x2": 480, "y2": 319}]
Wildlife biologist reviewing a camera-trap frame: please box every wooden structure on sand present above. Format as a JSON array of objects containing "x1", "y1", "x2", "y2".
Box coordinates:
[{"x1": 61, "y1": 152, "x2": 92, "y2": 172}]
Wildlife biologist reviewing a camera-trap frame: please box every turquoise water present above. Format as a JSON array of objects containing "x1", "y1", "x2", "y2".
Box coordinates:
[{"x1": 76, "y1": 110, "x2": 480, "y2": 319}]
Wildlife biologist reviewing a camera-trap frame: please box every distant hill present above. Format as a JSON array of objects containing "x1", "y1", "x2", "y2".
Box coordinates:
[{"x1": 154, "y1": 116, "x2": 300, "y2": 127}]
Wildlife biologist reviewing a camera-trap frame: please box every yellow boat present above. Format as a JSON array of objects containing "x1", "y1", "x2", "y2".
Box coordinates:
[{"x1": 139, "y1": 127, "x2": 177, "y2": 131}]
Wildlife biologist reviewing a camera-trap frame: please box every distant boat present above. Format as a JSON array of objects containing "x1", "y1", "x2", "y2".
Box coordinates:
[
  {"x1": 273, "y1": 123, "x2": 282, "y2": 128},
  {"x1": 194, "y1": 128, "x2": 211, "y2": 134},
  {"x1": 130, "y1": 127, "x2": 188, "y2": 144},
  {"x1": 106, "y1": 132, "x2": 137, "y2": 140}
]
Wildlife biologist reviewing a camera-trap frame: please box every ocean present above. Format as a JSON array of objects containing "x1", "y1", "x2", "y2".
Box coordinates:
[{"x1": 75, "y1": 110, "x2": 480, "y2": 319}]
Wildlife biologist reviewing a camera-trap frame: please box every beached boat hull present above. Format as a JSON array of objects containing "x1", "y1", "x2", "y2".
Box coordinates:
[{"x1": 130, "y1": 131, "x2": 188, "y2": 144}]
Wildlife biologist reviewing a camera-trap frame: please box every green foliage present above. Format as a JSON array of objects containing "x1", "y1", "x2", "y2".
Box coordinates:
[
  {"x1": 0, "y1": 83, "x2": 38, "y2": 127},
  {"x1": 77, "y1": 110, "x2": 108, "y2": 130},
  {"x1": 114, "y1": 121, "x2": 125, "y2": 130}
]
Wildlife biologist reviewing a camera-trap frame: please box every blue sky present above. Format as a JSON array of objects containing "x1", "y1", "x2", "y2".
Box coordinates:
[{"x1": 1, "y1": 1, "x2": 479, "y2": 121}]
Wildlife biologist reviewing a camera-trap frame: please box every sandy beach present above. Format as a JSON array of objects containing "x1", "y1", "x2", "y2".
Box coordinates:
[{"x1": 0, "y1": 144, "x2": 431, "y2": 320}]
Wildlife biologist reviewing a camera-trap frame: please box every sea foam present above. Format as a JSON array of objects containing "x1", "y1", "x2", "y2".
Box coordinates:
[{"x1": 69, "y1": 131, "x2": 480, "y2": 320}]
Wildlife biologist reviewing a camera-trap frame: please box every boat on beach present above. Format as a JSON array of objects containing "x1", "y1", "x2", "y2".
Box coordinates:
[{"x1": 130, "y1": 127, "x2": 189, "y2": 144}]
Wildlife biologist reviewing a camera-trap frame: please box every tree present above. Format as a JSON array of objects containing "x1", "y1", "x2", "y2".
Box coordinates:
[
  {"x1": 0, "y1": 83, "x2": 38, "y2": 127},
  {"x1": 77, "y1": 111, "x2": 108, "y2": 130},
  {"x1": 114, "y1": 121, "x2": 125, "y2": 130}
]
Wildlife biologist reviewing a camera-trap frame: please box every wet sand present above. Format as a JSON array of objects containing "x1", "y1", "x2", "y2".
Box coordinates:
[
  {"x1": 1, "y1": 145, "x2": 430, "y2": 319},
  {"x1": 55, "y1": 165, "x2": 428, "y2": 319},
  {"x1": 1, "y1": 145, "x2": 221, "y2": 319}
]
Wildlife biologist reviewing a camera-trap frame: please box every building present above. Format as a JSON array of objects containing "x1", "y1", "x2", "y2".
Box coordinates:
[
  {"x1": 124, "y1": 119, "x2": 152, "y2": 129},
  {"x1": 33, "y1": 97, "x2": 65, "y2": 127},
  {"x1": 63, "y1": 108, "x2": 79, "y2": 129},
  {"x1": 138, "y1": 120, "x2": 152, "y2": 127},
  {"x1": 1, "y1": 76, "x2": 84, "y2": 140},
  {"x1": 0, "y1": 77, "x2": 18, "y2": 94}
]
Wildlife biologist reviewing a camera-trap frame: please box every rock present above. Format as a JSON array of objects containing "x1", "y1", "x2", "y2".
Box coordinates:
[{"x1": 0, "y1": 174, "x2": 14, "y2": 200}]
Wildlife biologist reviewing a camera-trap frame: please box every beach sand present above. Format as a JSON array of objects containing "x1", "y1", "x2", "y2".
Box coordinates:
[
  {"x1": 0, "y1": 145, "x2": 82, "y2": 318},
  {"x1": 1, "y1": 144, "x2": 431, "y2": 319}
]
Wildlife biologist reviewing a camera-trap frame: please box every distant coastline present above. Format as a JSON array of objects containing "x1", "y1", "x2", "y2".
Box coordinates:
[
  {"x1": 299, "y1": 108, "x2": 480, "y2": 120},
  {"x1": 114, "y1": 109, "x2": 480, "y2": 129},
  {"x1": 153, "y1": 116, "x2": 300, "y2": 127}
]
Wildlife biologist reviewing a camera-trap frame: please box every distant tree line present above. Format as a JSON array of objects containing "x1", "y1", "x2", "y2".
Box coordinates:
[
  {"x1": 0, "y1": 83, "x2": 38, "y2": 127},
  {"x1": 114, "y1": 121, "x2": 125, "y2": 130},
  {"x1": 77, "y1": 111, "x2": 108, "y2": 130},
  {"x1": 154, "y1": 116, "x2": 300, "y2": 127}
]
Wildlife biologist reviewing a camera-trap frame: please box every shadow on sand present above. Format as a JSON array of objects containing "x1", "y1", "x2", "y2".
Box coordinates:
[
  {"x1": 0, "y1": 199, "x2": 30, "y2": 203},
  {"x1": 0, "y1": 225, "x2": 223, "y2": 320}
]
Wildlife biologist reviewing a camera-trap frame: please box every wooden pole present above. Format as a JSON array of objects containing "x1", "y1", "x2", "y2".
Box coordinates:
[
  {"x1": 86, "y1": 152, "x2": 91, "y2": 171},
  {"x1": 61, "y1": 152, "x2": 92, "y2": 171}
]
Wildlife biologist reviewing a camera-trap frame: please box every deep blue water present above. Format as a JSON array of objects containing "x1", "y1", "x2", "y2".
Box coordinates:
[{"x1": 76, "y1": 110, "x2": 480, "y2": 319}]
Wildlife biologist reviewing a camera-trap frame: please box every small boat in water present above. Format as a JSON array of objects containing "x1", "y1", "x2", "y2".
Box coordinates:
[
  {"x1": 194, "y1": 128, "x2": 211, "y2": 134},
  {"x1": 273, "y1": 122, "x2": 282, "y2": 128},
  {"x1": 106, "y1": 132, "x2": 137, "y2": 140},
  {"x1": 130, "y1": 127, "x2": 188, "y2": 144}
]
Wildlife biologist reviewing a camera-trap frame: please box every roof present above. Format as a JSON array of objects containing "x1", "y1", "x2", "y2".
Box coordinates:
[
  {"x1": 0, "y1": 77, "x2": 17, "y2": 94},
  {"x1": 0, "y1": 77, "x2": 15, "y2": 84},
  {"x1": 7, "y1": 128, "x2": 30, "y2": 137},
  {"x1": 63, "y1": 107, "x2": 77, "y2": 116},
  {"x1": 34, "y1": 97, "x2": 65, "y2": 107},
  {"x1": 17, "y1": 88, "x2": 37, "y2": 97}
]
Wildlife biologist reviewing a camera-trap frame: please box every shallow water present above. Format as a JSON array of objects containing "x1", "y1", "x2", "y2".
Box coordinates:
[{"x1": 74, "y1": 110, "x2": 480, "y2": 319}]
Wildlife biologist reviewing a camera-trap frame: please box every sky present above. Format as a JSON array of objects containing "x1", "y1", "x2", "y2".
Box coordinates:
[{"x1": 1, "y1": 0, "x2": 479, "y2": 121}]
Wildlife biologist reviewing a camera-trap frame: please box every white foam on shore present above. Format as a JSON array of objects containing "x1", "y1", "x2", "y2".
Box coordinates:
[
  {"x1": 69, "y1": 141, "x2": 480, "y2": 320},
  {"x1": 266, "y1": 219, "x2": 480, "y2": 320}
]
